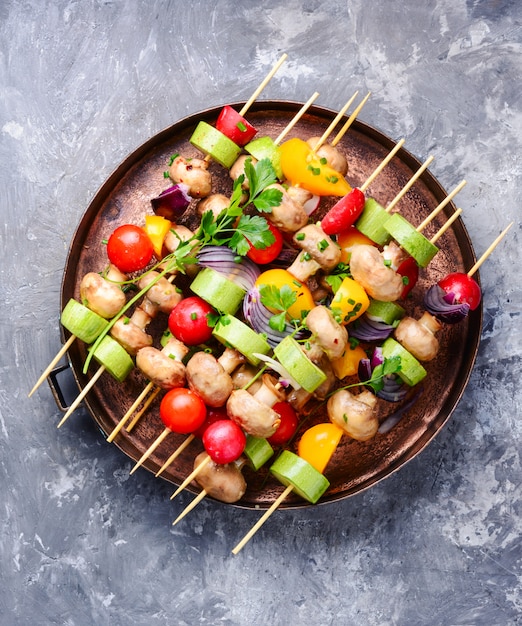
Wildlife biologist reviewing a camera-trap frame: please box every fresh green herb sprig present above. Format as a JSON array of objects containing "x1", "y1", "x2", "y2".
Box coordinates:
[
  {"x1": 329, "y1": 355, "x2": 403, "y2": 397},
  {"x1": 258, "y1": 283, "x2": 298, "y2": 332},
  {"x1": 82, "y1": 156, "x2": 283, "y2": 373},
  {"x1": 324, "y1": 262, "x2": 351, "y2": 293},
  {"x1": 194, "y1": 157, "x2": 282, "y2": 256},
  {"x1": 243, "y1": 158, "x2": 283, "y2": 212}
]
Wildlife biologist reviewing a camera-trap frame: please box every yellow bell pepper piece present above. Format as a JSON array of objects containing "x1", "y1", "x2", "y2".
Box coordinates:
[
  {"x1": 255, "y1": 268, "x2": 315, "y2": 323},
  {"x1": 298, "y1": 423, "x2": 344, "y2": 473},
  {"x1": 330, "y1": 276, "x2": 370, "y2": 325},
  {"x1": 144, "y1": 215, "x2": 172, "y2": 258},
  {"x1": 279, "y1": 138, "x2": 351, "y2": 197},
  {"x1": 337, "y1": 227, "x2": 376, "y2": 263},
  {"x1": 331, "y1": 343, "x2": 367, "y2": 379}
]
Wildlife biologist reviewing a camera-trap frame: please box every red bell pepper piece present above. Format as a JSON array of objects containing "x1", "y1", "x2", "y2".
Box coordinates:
[
  {"x1": 320, "y1": 187, "x2": 365, "y2": 235},
  {"x1": 397, "y1": 256, "x2": 419, "y2": 299},
  {"x1": 215, "y1": 105, "x2": 257, "y2": 146}
]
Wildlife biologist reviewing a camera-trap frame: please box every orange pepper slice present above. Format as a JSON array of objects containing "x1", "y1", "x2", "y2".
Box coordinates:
[
  {"x1": 330, "y1": 276, "x2": 370, "y2": 325},
  {"x1": 337, "y1": 226, "x2": 376, "y2": 263},
  {"x1": 255, "y1": 268, "x2": 315, "y2": 322},
  {"x1": 331, "y1": 343, "x2": 367, "y2": 379},
  {"x1": 144, "y1": 215, "x2": 172, "y2": 258},
  {"x1": 279, "y1": 138, "x2": 351, "y2": 196},
  {"x1": 298, "y1": 423, "x2": 344, "y2": 473}
]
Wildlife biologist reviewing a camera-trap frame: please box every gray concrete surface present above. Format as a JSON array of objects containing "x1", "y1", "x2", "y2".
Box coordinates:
[{"x1": 1, "y1": 1, "x2": 521, "y2": 624}]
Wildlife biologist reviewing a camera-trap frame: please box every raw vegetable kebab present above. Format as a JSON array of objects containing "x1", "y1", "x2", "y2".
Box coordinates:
[{"x1": 29, "y1": 65, "x2": 514, "y2": 555}]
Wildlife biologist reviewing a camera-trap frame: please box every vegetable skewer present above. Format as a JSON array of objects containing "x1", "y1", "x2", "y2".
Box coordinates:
[{"x1": 28, "y1": 264, "x2": 127, "y2": 397}]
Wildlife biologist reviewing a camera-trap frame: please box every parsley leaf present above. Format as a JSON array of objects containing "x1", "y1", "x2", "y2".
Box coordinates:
[
  {"x1": 245, "y1": 158, "x2": 278, "y2": 199},
  {"x1": 253, "y1": 187, "x2": 284, "y2": 213},
  {"x1": 324, "y1": 262, "x2": 351, "y2": 293},
  {"x1": 364, "y1": 356, "x2": 402, "y2": 394},
  {"x1": 269, "y1": 311, "x2": 288, "y2": 332},
  {"x1": 228, "y1": 214, "x2": 275, "y2": 256},
  {"x1": 259, "y1": 283, "x2": 297, "y2": 313}
]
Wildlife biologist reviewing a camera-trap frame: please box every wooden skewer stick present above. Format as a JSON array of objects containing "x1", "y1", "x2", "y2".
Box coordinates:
[
  {"x1": 309, "y1": 91, "x2": 359, "y2": 154},
  {"x1": 467, "y1": 222, "x2": 513, "y2": 277},
  {"x1": 231, "y1": 484, "x2": 294, "y2": 555},
  {"x1": 57, "y1": 365, "x2": 105, "y2": 428},
  {"x1": 415, "y1": 180, "x2": 466, "y2": 233},
  {"x1": 129, "y1": 427, "x2": 171, "y2": 475},
  {"x1": 273, "y1": 91, "x2": 320, "y2": 145},
  {"x1": 359, "y1": 138, "x2": 406, "y2": 193},
  {"x1": 430, "y1": 208, "x2": 463, "y2": 244},
  {"x1": 125, "y1": 385, "x2": 162, "y2": 433},
  {"x1": 155, "y1": 434, "x2": 195, "y2": 477},
  {"x1": 331, "y1": 91, "x2": 371, "y2": 147},
  {"x1": 170, "y1": 455, "x2": 212, "y2": 500},
  {"x1": 29, "y1": 334, "x2": 76, "y2": 397},
  {"x1": 385, "y1": 155, "x2": 434, "y2": 213},
  {"x1": 106, "y1": 381, "x2": 155, "y2": 443},
  {"x1": 416, "y1": 180, "x2": 467, "y2": 232},
  {"x1": 238, "y1": 53, "x2": 288, "y2": 117},
  {"x1": 172, "y1": 489, "x2": 208, "y2": 527}
]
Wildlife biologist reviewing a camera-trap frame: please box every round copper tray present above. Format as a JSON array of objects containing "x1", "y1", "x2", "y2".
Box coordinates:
[{"x1": 61, "y1": 101, "x2": 482, "y2": 509}]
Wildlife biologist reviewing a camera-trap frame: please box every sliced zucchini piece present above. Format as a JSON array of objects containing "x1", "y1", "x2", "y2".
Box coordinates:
[
  {"x1": 61, "y1": 299, "x2": 109, "y2": 344},
  {"x1": 93, "y1": 335, "x2": 134, "y2": 382},
  {"x1": 381, "y1": 337, "x2": 427, "y2": 386},
  {"x1": 189, "y1": 121, "x2": 241, "y2": 168},
  {"x1": 270, "y1": 450, "x2": 330, "y2": 504},
  {"x1": 366, "y1": 299, "x2": 405, "y2": 325},
  {"x1": 213, "y1": 314, "x2": 271, "y2": 366},
  {"x1": 244, "y1": 136, "x2": 283, "y2": 179},
  {"x1": 355, "y1": 198, "x2": 392, "y2": 246},
  {"x1": 273, "y1": 336, "x2": 327, "y2": 393},
  {"x1": 190, "y1": 267, "x2": 246, "y2": 315},
  {"x1": 384, "y1": 213, "x2": 438, "y2": 268},
  {"x1": 243, "y1": 435, "x2": 274, "y2": 471}
]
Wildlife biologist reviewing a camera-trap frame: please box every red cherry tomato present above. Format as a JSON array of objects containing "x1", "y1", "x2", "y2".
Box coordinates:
[
  {"x1": 246, "y1": 222, "x2": 284, "y2": 264},
  {"x1": 321, "y1": 187, "x2": 366, "y2": 235},
  {"x1": 397, "y1": 256, "x2": 419, "y2": 299},
  {"x1": 215, "y1": 105, "x2": 257, "y2": 146},
  {"x1": 192, "y1": 407, "x2": 229, "y2": 439},
  {"x1": 438, "y1": 272, "x2": 481, "y2": 310},
  {"x1": 106, "y1": 224, "x2": 154, "y2": 273},
  {"x1": 168, "y1": 296, "x2": 216, "y2": 345},
  {"x1": 202, "y1": 420, "x2": 246, "y2": 464},
  {"x1": 159, "y1": 388, "x2": 207, "y2": 434},
  {"x1": 267, "y1": 402, "x2": 298, "y2": 446}
]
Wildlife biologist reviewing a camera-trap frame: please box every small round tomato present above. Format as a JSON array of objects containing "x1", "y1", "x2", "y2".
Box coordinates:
[
  {"x1": 192, "y1": 407, "x2": 229, "y2": 439},
  {"x1": 267, "y1": 402, "x2": 298, "y2": 446},
  {"x1": 298, "y1": 423, "x2": 344, "y2": 473},
  {"x1": 203, "y1": 420, "x2": 246, "y2": 464},
  {"x1": 106, "y1": 224, "x2": 154, "y2": 273},
  {"x1": 159, "y1": 388, "x2": 207, "y2": 434},
  {"x1": 168, "y1": 296, "x2": 216, "y2": 345},
  {"x1": 246, "y1": 223, "x2": 284, "y2": 264},
  {"x1": 438, "y1": 272, "x2": 481, "y2": 310}
]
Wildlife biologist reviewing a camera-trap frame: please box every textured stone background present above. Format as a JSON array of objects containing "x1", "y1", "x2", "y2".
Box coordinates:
[{"x1": 1, "y1": 1, "x2": 521, "y2": 624}]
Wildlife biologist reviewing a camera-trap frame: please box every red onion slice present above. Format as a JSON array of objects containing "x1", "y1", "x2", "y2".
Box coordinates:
[
  {"x1": 350, "y1": 315, "x2": 395, "y2": 342},
  {"x1": 197, "y1": 246, "x2": 260, "y2": 291},
  {"x1": 151, "y1": 183, "x2": 191, "y2": 220},
  {"x1": 424, "y1": 284, "x2": 470, "y2": 324},
  {"x1": 243, "y1": 287, "x2": 304, "y2": 347}
]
